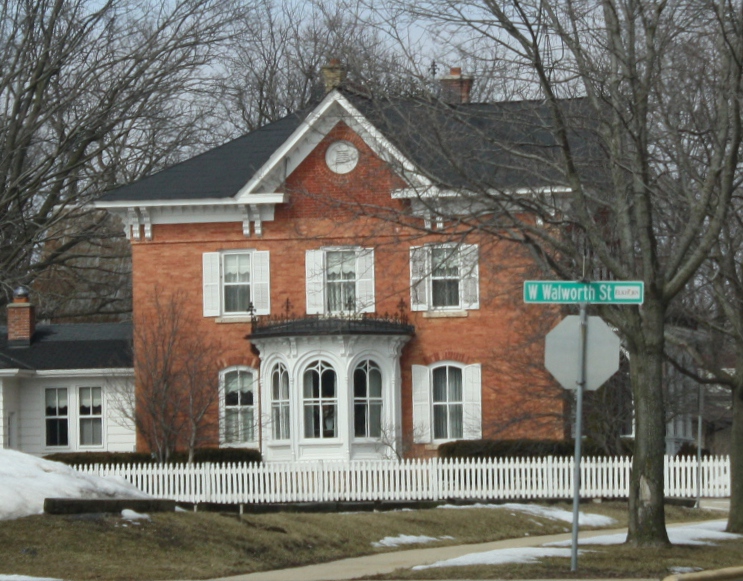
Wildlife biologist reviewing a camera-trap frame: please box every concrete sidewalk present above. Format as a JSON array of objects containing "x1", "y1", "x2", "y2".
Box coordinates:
[
  {"x1": 203, "y1": 499, "x2": 731, "y2": 581},
  {"x1": 207, "y1": 526, "x2": 633, "y2": 581}
]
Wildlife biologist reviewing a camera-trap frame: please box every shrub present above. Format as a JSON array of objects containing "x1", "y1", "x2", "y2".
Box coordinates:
[
  {"x1": 437, "y1": 439, "x2": 612, "y2": 459},
  {"x1": 44, "y1": 448, "x2": 262, "y2": 466}
]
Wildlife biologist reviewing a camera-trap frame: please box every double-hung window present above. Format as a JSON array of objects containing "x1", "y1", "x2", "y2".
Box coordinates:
[
  {"x1": 203, "y1": 250, "x2": 270, "y2": 317},
  {"x1": 354, "y1": 360, "x2": 383, "y2": 438},
  {"x1": 432, "y1": 366, "x2": 463, "y2": 440},
  {"x1": 271, "y1": 362, "x2": 290, "y2": 440},
  {"x1": 306, "y1": 248, "x2": 374, "y2": 314},
  {"x1": 222, "y1": 368, "x2": 256, "y2": 444},
  {"x1": 412, "y1": 362, "x2": 482, "y2": 443},
  {"x1": 79, "y1": 387, "x2": 103, "y2": 447},
  {"x1": 45, "y1": 388, "x2": 68, "y2": 447},
  {"x1": 410, "y1": 244, "x2": 479, "y2": 311},
  {"x1": 303, "y1": 360, "x2": 337, "y2": 439}
]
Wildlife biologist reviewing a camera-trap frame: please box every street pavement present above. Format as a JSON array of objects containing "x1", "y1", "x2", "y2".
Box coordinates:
[{"x1": 199, "y1": 498, "x2": 731, "y2": 581}]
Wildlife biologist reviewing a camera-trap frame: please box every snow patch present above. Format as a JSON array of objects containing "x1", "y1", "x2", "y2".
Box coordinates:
[
  {"x1": 373, "y1": 534, "x2": 449, "y2": 547},
  {"x1": 414, "y1": 546, "x2": 574, "y2": 569},
  {"x1": 438, "y1": 502, "x2": 616, "y2": 526}
]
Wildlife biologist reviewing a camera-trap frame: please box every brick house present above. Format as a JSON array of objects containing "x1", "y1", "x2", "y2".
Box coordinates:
[{"x1": 94, "y1": 66, "x2": 570, "y2": 462}]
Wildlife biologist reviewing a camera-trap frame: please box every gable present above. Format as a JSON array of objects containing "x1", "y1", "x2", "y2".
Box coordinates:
[{"x1": 277, "y1": 121, "x2": 409, "y2": 221}]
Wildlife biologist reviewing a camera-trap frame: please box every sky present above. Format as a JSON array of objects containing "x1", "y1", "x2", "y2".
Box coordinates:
[{"x1": 0, "y1": 449, "x2": 738, "y2": 581}]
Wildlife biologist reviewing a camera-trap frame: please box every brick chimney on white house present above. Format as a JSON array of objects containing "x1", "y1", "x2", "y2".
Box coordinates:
[
  {"x1": 7, "y1": 287, "x2": 35, "y2": 347},
  {"x1": 440, "y1": 67, "x2": 473, "y2": 105}
]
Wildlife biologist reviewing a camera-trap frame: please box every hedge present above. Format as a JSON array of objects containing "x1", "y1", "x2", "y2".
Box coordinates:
[
  {"x1": 437, "y1": 439, "x2": 618, "y2": 459},
  {"x1": 45, "y1": 447, "x2": 262, "y2": 466}
]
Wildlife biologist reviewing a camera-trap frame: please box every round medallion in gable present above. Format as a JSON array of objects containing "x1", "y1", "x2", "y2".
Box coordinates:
[{"x1": 325, "y1": 140, "x2": 359, "y2": 174}]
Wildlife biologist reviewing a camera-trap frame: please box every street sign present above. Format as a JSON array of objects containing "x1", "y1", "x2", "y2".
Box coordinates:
[
  {"x1": 524, "y1": 280, "x2": 644, "y2": 304},
  {"x1": 545, "y1": 315, "x2": 620, "y2": 391}
]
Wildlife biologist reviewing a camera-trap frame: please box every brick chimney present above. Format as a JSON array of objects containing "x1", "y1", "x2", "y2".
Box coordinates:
[
  {"x1": 321, "y1": 59, "x2": 346, "y2": 93},
  {"x1": 7, "y1": 287, "x2": 35, "y2": 347},
  {"x1": 440, "y1": 67, "x2": 474, "y2": 105}
]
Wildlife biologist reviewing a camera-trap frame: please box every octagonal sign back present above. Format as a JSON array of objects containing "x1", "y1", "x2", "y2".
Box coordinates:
[{"x1": 544, "y1": 315, "x2": 620, "y2": 391}]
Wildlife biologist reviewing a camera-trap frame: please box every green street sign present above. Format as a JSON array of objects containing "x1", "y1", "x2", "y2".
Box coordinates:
[{"x1": 524, "y1": 280, "x2": 644, "y2": 304}]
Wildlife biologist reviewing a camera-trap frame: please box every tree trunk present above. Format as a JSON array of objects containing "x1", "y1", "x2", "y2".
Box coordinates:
[
  {"x1": 728, "y1": 382, "x2": 743, "y2": 532},
  {"x1": 626, "y1": 301, "x2": 670, "y2": 546}
]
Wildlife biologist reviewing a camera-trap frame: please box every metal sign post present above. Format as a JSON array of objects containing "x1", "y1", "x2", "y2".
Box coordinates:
[
  {"x1": 526, "y1": 279, "x2": 643, "y2": 572},
  {"x1": 570, "y1": 302, "x2": 588, "y2": 571}
]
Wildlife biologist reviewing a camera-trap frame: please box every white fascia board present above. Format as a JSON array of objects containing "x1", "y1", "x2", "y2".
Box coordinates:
[
  {"x1": 34, "y1": 368, "x2": 134, "y2": 378},
  {"x1": 0, "y1": 369, "x2": 33, "y2": 378},
  {"x1": 93, "y1": 194, "x2": 286, "y2": 210},
  {"x1": 392, "y1": 185, "x2": 573, "y2": 199},
  {"x1": 236, "y1": 91, "x2": 431, "y2": 199}
]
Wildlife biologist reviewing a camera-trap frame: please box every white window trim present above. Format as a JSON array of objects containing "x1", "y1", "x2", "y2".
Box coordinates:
[
  {"x1": 352, "y1": 359, "x2": 384, "y2": 441},
  {"x1": 410, "y1": 244, "x2": 479, "y2": 312},
  {"x1": 219, "y1": 366, "x2": 259, "y2": 448},
  {"x1": 78, "y1": 386, "x2": 104, "y2": 449},
  {"x1": 44, "y1": 387, "x2": 70, "y2": 450},
  {"x1": 306, "y1": 247, "x2": 375, "y2": 315},
  {"x1": 412, "y1": 362, "x2": 481, "y2": 444},
  {"x1": 203, "y1": 250, "x2": 270, "y2": 317},
  {"x1": 270, "y1": 362, "x2": 291, "y2": 442},
  {"x1": 301, "y1": 360, "x2": 340, "y2": 441}
]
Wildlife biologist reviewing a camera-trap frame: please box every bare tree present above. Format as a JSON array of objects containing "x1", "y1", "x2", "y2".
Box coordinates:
[
  {"x1": 215, "y1": 0, "x2": 429, "y2": 136},
  {"x1": 0, "y1": 0, "x2": 242, "y2": 320},
  {"x1": 117, "y1": 289, "x2": 221, "y2": 463},
  {"x1": 336, "y1": 0, "x2": 743, "y2": 545}
]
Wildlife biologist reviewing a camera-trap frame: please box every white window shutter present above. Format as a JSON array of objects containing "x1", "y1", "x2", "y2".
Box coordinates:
[
  {"x1": 409, "y1": 246, "x2": 429, "y2": 311},
  {"x1": 203, "y1": 252, "x2": 221, "y2": 317},
  {"x1": 252, "y1": 251, "x2": 270, "y2": 315},
  {"x1": 306, "y1": 249, "x2": 325, "y2": 315},
  {"x1": 462, "y1": 364, "x2": 482, "y2": 439},
  {"x1": 356, "y1": 248, "x2": 375, "y2": 313},
  {"x1": 412, "y1": 365, "x2": 431, "y2": 443},
  {"x1": 460, "y1": 244, "x2": 479, "y2": 310}
]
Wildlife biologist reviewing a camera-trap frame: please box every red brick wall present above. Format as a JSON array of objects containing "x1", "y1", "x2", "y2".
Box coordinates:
[
  {"x1": 7, "y1": 303, "x2": 35, "y2": 343},
  {"x1": 130, "y1": 121, "x2": 565, "y2": 455}
]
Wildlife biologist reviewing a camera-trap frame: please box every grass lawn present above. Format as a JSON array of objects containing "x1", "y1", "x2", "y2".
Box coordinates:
[{"x1": 0, "y1": 501, "x2": 735, "y2": 581}]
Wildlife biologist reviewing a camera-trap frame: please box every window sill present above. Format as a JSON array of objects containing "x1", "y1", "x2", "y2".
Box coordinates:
[
  {"x1": 422, "y1": 310, "x2": 468, "y2": 318},
  {"x1": 215, "y1": 316, "x2": 253, "y2": 323},
  {"x1": 220, "y1": 442, "x2": 259, "y2": 449}
]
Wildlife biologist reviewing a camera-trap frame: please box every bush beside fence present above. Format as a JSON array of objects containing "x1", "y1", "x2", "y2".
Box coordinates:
[{"x1": 76, "y1": 455, "x2": 730, "y2": 505}]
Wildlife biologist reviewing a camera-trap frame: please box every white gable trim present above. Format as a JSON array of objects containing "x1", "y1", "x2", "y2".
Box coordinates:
[{"x1": 236, "y1": 90, "x2": 432, "y2": 199}]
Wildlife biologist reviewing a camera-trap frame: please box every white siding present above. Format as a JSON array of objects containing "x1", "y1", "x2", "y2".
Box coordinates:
[{"x1": 15, "y1": 375, "x2": 136, "y2": 456}]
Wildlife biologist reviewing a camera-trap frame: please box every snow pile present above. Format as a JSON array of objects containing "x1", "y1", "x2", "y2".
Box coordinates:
[
  {"x1": 373, "y1": 534, "x2": 453, "y2": 547},
  {"x1": 0, "y1": 449, "x2": 149, "y2": 521},
  {"x1": 438, "y1": 502, "x2": 616, "y2": 526}
]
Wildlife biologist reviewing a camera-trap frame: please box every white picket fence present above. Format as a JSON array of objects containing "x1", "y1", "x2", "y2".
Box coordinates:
[{"x1": 77, "y1": 455, "x2": 730, "y2": 505}]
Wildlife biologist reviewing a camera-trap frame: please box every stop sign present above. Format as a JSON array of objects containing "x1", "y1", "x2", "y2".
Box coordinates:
[{"x1": 545, "y1": 315, "x2": 620, "y2": 391}]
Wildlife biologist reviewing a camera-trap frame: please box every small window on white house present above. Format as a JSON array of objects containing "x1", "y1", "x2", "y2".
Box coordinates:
[
  {"x1": 354, "y1": 360, "x2": 383, "y2": 438},
  {"x1": 79, "y1": 387, "x2": 103, "y2": 447},
  {"x1": 410, "y1": 244, "x2": 479, "y2": 311},
  {"x1": 45, "y1": 388, "x2": 68, "y2": 447},
  {"x1": 303, "y1": 360, "x2": 337, "y2": 439},
  {"x1": 222, "y1": 368, "x2": 256, "y2": 444},
  {"x1": 271, "y1": 362, "x2": 290, "y2": 441},
  {"x1": 412, "y1": 363, "x2": 482, "y2": 443},
  {"x1": 306, "y1": 248, "x2": 374, "y2": 314},
  {"x1": 203, "y1": 250, "x2": 270, "y2": 317}
]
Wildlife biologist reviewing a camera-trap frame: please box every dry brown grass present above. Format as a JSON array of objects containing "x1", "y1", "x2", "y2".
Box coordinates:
[{"x1": 0, "y1": 501, "x2": 728, "y2": 580}]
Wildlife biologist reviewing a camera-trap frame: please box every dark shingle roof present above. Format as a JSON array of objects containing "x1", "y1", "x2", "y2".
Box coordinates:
[
  {"x1": 0, "y1": 323, "x2": 132, "y2": 371},
  {"x1": 98, "y1": 112, "x2": 308, "y2": 203},
  {"x1": 346, "y1": 94, "x2": 604, "y2": 190},
  {"x1": 99, "y1": 92, "x2": 604, "y2": 203}
]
